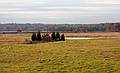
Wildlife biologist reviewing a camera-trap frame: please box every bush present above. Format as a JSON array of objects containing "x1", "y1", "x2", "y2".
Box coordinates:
[
  {"x1": 56, "y1": 32, "x2": 60, "y2": 41},
  {"x1": 61, "y1": 34, "x2": 65, "y2": 41},
  {"x1": 37, "y1": 31, "x2": 42, "y2": 41},
  {"x1": 51, "y1": 32, "x2": 56, "y2": 41},
  {"x1": 32, "y1": 32, "x2": 37, "y2": 41},
  {"x1": 42, "y1": 33, "x2": 51, "y2": 42}
]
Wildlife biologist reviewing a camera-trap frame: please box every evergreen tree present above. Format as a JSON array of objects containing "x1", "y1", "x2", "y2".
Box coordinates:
[
  {"x1": 61, "y1": 34, "x2": 65, "y2": 41},
  {"x1": 56, "y1": 32, "x2": 60, "y2": 41},
  {"x1": 31, "y1": 32, "x2": 37, "y2": 41},
  {"x1": 37, "y1": 31, "x2": 42, "y2": 41},
  {"x1": 51, "y1": 32, "x2": 56, "y2": 41}
]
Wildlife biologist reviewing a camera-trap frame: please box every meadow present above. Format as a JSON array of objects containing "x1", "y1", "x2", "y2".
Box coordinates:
[
  {"x1": 0, "y1": 32, "x2": 120, "y2": 73},
  {"x1": 0, "y1": 32, "x2": 120, "y2": 42}
]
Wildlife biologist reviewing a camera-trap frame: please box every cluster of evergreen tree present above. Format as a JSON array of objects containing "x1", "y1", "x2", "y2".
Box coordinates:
[
  {"x1": 31, "y1": 32, "x2": 65, "y2": 42},
  {"x1": 51, "y1": 32, "x2": 65, "y2": 41},
  {"x1": 32, "y1": 32, "x2": 42, "y2": 41}
]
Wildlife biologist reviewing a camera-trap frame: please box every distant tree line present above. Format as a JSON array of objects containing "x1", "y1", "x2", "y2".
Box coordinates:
[
  {"x1": 31, "y1": 32, "x2": 65, "y2": 42},
  {"x1": 0, "y1": 23, "x2": 120, "y2": 33}
]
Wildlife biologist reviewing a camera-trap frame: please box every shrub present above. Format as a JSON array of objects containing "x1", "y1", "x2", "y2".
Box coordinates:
[
  {"x1": 32, "y1": 32, "x2": 37, "y2": 41},
  {"x1": 42, "y1": 33, "x2": 51, "y2": 42},
  {"x1": 61, "y1": 34, "x2": 65, "y2": 41},
  {"x1": 56, "y1": 32, "x2": 60, "y2": 41},
  {"x1": 37, "y1": 31, "x2": 42, "y2": 41},
  {"x1": 51, "y1": 32, "x2": 56, "y2": 41}
]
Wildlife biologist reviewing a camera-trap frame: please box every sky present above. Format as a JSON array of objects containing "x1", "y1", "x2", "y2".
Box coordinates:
[{"x1": 0, "y1": 0, "x2": 120, "y2": 24}]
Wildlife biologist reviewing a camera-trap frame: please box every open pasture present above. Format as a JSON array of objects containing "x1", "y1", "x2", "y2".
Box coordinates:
[
  {"x1": 0, "y1": 38, "x2": 119, "y2": 72},
  {"x1": 0, "y1": 32, "x2": 120, "y2": 42},
  {"x1": 0, "y1": 32, "x2": 120, "y2": 73}
]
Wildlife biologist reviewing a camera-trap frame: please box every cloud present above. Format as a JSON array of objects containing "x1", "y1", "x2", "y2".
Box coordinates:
[{"x1": 0, "y1": 0, "x2": 120, "y2": 23}]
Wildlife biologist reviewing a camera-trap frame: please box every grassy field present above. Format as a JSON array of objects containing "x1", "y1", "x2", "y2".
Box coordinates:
[
  {"x1": 0, "y1": 33, "x2": 31, "y2": 42},
  {"x1": 64, "y1": 32, "x2": 120, "y2": 37},
  {"x1": 0, "y1": 32, "x2": 120, "y2": 42},
  {"x1": 0, "y1": 38, "x2": 120, "y2": 73}
]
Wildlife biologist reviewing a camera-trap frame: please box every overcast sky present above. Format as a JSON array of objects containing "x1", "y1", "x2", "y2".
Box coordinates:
[{"x1": 0, "y1": 0, "x2": 120, "y2": 24}]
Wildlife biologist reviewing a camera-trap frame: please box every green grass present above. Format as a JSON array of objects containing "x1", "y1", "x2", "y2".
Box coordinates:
[{"x1": 0, "y1": 39, "x2": 120, "y2": 73}]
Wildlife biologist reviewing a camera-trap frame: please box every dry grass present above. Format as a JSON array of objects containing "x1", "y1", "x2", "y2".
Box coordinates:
[
  {"x1": 0, "y1": 39, "x2": 120, "y2": 73},
  {"x1": 0, "y1": 33, "x2": 31, "y2": 42},
  {"x1": 64, "y1": 32, "x2": 120, "y2": 38},
  {"x1": 0, "y1": 32, "x2": 120, "y2": 42},
  {"x1": 0, "y1": 32, "x2": 120, "y2": 73}
]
